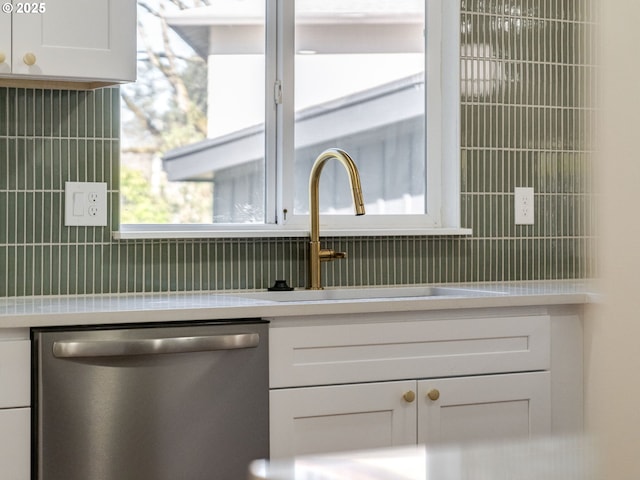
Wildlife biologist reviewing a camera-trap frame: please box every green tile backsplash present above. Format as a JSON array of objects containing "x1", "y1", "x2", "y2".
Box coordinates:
[{"x1": 0, "y1": 0, "x2": 597, "y2": 297}]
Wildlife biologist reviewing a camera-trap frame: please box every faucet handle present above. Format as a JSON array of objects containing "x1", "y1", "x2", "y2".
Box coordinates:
[{"x1": 319, "y1": 249, "x2": 347, "y2": 262}]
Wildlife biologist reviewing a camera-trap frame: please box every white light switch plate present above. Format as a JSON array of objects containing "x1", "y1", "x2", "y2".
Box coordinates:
[
  {"x1": 65, "y1": 182, "x2": 108, "y2": 226},
  {"x1": 514, "y1": 187, "x2": 534, "y2": 225}
]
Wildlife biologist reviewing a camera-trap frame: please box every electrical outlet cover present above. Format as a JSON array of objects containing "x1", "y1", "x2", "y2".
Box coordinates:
[
  {"x1": 514, "y1": 187, "x2": 535, "y2": 225},
  {"x1": 65, "y1": 182, "x2": 108, "y2": 226}
]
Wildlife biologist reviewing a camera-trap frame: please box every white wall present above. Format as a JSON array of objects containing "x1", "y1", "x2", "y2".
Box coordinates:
[{"x1": 585, "y1": 1, "x2": 640, "y2": 478}]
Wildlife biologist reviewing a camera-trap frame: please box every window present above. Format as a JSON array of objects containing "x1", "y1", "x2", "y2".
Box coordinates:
[{"x1": 117, "y1": 0, "x2": 463, "y2": 238}]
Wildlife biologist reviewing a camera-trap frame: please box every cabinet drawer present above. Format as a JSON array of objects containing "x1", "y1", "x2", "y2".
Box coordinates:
[
  {"x1": 270, "y1": 315, "x2": 550, "y2": 388},
  {"x1": 0, "y1": 408, "x2": 30, "y2": 480},
  {"x1": 0, "y1": 341, "x2": 30, "y2": 408}
]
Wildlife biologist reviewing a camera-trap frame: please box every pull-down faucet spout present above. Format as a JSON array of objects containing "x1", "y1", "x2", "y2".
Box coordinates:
[{"x1": 308, "y1": 148, "x2": 365, "y2": 290}]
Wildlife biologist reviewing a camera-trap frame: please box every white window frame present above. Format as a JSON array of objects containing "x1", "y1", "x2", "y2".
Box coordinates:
[{"x1": 115, "y1": 0, "x2": 469, "y2": 239}]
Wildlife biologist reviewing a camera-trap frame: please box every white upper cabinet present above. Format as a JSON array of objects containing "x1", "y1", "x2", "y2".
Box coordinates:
[{"x1": 0, "y1": 0, "x2": 136, "y2": 87}]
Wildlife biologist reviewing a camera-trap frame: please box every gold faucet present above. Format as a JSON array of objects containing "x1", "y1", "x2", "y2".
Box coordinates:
[{"x1": 308, "y1": 148, "x2": 365, "y2": 290}]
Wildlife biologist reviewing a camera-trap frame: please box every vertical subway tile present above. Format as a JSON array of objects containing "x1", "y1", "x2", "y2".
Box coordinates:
[
  {"x1": 6, "y1": 138, "x2": 16, "y2": 190},
  {"x1": 118, "y1": 243, "x2": 131, "y2": 293},
  {"x1": 110, "y1": 87, "x2": 120, "y2": 139},
  {"x1": 94, "y1": 88, "x2": 104, "y2": 138},
  {"x1": 0, "y1": 88, "x2": 7, "y2": 137},
  {"x1": 183, "y1": 242, "x2": 195, "y2": 291},
  {"x1": 62, "y1": 91, "x2": 73, "y2": 138},
  {"x1": 0, "y1": 138, "x2": 8, "y2": 190},
  {"x1": 69, "y1": 91, "x2": 79, "y2": 138},
  {"x1": 23, "y1": 191, "x2": 34, "y2": 244},
  {"x1": 141, "y1": 243, "x2": 151, "y2": 292},
  {"x1": 15, "y1": 90, "x2": 27, "y2": 137},
  {"x1": 6, "y1": 191, "x2": 16, "y2": 244},
  {"x1": 40, "y1": 244, "x2": 51, "y2": 295},
  {"x1": 167, "y1": 241, "x2": 178, "y2": 291},
  {"x1": 0, "y1": 192, "x2": 6, "y2": 244},
  {"x1": 106, "y1": 243, "x2": 118, "y2": 293},
  {"x1": 3, "y1": 246, "x2": 12, "y2": 296}
]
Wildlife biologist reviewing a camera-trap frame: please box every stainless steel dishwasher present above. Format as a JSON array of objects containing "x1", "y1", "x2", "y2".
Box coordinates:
[{"x1": 32, "y1": 319, "x2": 269, "y2": 480}]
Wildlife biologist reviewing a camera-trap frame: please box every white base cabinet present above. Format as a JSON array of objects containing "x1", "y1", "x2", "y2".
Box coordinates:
[
  {"x1": 271, "y1": 372, "x2": 550, "y2": 458},
  {"x1": 269, "y1": 309, "x2": 564, "y2": 459},
  {"x1": 0, "y1": 330, "x2": 31, "y2": 480},
  {"x1": 0, "y1": 408, "x2": 30, "y2": 480}
]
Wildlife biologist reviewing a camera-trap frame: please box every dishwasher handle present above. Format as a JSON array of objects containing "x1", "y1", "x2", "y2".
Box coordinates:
[{"x1": 52, "y1": 333, "x2": 260, "y2": 358}]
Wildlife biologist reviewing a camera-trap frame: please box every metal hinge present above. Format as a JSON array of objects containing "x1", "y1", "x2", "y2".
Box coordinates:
[{"x1": 274, "y1": 79, "x2": 282, "y2": 105}]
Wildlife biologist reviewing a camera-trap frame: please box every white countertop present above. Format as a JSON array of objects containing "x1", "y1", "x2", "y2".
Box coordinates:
[{"x1": 0, "y1": 280, "x2": 596, "y2": 329}]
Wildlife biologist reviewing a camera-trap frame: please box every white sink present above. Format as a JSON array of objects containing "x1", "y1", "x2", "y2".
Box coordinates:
[{"x1": 233, "y1": 286, "x2": 506, "y2": 302}]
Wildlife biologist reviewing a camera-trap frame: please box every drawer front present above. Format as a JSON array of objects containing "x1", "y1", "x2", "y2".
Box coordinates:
[
  {"x1": 270, "y1": 315, "x2": 550, "y2": 388},
  {"x1": 0, "y1": 341, "x2": 31, "y2": 408},
  {"x1": 0, "y1": 408, "x2": 31, "y2": 480}
]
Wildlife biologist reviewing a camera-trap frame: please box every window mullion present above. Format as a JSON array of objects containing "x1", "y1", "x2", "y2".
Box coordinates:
[
  {"x1": 275, "y1": 0, "x2": 296, "y2": 225},
  {"x1": 440, "y1": 0, "x2": 461, "y2": 227},
  {"x1": 264, "y1": 0, "x2": 279, "y2": 224}
]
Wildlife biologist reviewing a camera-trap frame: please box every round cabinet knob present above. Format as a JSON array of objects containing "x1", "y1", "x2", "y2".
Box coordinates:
[
  {"x1": 23, "y1": 53, "x2": 36, "y2": 66},
  {"x1": 0, "y1": 52, "x2": 5, "y2": 63},
  {"x1": 403, "y1": 390, "x2": 416, "y2": 403},
  {"x1": 427, "y1": 389, "x2": 440, "y2": 401}
]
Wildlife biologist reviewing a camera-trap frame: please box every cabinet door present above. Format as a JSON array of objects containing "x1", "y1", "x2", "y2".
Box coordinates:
[
  {"x1": 0, "y1": 11, "x2": 9, "y2": 74},
  {"x1": 417, "y1": 372, "x2": 551, "y2": 446},
  {"x1": 270, "y1": 381, "x2": 417, "y2": 458},
  {"x1": 0, "y1": 408, "x2": 30, "y2": 480},
  {"x1": 11, "y1": 0, "x2": 135, "y2": 81}
]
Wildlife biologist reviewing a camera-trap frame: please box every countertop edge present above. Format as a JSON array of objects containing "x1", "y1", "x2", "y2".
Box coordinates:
[{"x1": 0, "y1": 281, "x2": 596, "y2": 329}]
